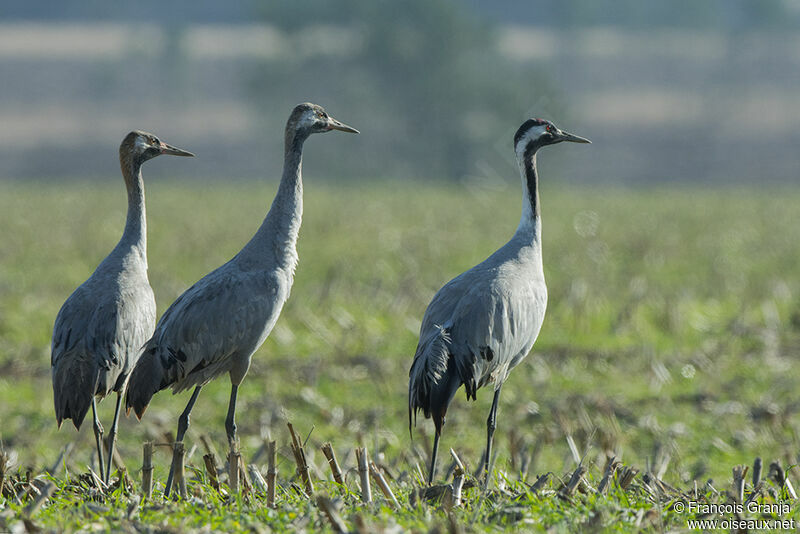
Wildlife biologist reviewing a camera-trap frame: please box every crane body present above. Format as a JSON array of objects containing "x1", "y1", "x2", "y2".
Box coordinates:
[
  {"x1": 409, "y1": 118, "x2": 590, "y2": 485},
  {"x1": 125, "y1": 103, "x2": 358, "y2": 496},
  {"x1": 52, "y1": 131, "x2": 193, "y2": 483}
]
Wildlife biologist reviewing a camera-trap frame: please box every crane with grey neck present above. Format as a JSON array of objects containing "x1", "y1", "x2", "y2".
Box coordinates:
[
  {"x1": 125, "y1": 103, "x2": 358, "y2": 496},
  {"x1": 51, "y1": 131, "x2": 193, "y2": 484},
  {"x1": 408, "y1": 118, "x2": 590, "y2": 486}
]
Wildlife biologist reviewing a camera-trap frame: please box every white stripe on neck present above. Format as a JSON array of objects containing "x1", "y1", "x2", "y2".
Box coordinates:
[{"x1": 514, "y1": 124, "x2": 547, "y2": 161}]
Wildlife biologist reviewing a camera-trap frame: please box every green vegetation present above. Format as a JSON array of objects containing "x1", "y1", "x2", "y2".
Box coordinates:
[{"x1": 1, "y1": 181, "x2": 799, "y2": 531}]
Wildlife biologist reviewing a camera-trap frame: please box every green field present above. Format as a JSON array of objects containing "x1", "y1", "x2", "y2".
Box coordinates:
[{"x1": 1, "y1": 180, "x2": 799, "y2": 532}]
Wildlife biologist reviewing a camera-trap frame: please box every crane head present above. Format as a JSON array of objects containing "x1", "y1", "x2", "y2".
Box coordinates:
[
  {"x1": 513, "y1": 118, "x2": 590, "y2": 160},
  {"x1": 289, "y1": 103, "x2": 359, "y2": 138},
  {"x1": 122, "y1": 131, "x2": 195, "y2": 166}
]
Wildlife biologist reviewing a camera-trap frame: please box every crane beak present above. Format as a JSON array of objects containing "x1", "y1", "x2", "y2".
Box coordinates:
[
  {"x1": 328, "y1": 118, "x2": 359, "y2": 134},
  {"x1": 558, "y1": 130, "x2": 591, "y2": 144},
  {"x1": 159, "y1": 142, "x2": 195, "y2": 157}
]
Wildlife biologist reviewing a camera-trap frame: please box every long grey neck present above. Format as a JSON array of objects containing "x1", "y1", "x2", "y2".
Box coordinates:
[
  {"x1": 514, "y1": 147, "x2": 541, "y2": 242},
  {"x1": 238, "y1": 132, "x2": 305, "y2": 270},
  {"x1": 115, "y1": 161, "x2": 147, "y2": 266}
]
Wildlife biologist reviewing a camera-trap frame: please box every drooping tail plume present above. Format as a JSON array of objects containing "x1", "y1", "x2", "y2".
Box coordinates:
[
  {"x1": 53, "y1": 356, "x2": 97, "y2": 430},
  {"x1": 408, "y1": 325, "x2": 462, "y2": 436},
  {"x1": 125, "y1": 347, "x2": 166, "y2": 419}
]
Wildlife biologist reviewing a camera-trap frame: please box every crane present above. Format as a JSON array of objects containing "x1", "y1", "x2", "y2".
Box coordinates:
[
  {"x1": 408, "y1": 118, "x2": 590, "y2": 485},
  {"x1": 51, "y1": 131, "x2": 193, "y2": 483},
  {"x1": 125, "y1": 103, "x2": 358, "y2": 496}
]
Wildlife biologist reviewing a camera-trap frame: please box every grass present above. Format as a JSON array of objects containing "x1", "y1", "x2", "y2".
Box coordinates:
[{"x1": 0, "y1": 178, "x2": 799, "y2": 532}]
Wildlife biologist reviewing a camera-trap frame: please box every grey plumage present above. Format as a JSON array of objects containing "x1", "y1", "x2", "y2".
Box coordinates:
[
  {"x1": 123, "y1": 103, "x2": 358, "y2": 497},
  {"x1": 408, "y1": 118, "x2": 590, "y2": 485},
  {"x1": 51, "y1": 130, "x2": 193, "y2": 483},
  {"x1": 127, "y1": 259, "x2": 292, "y2": 402}
]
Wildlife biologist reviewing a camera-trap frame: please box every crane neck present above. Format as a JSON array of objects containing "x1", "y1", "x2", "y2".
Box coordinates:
[
  {"x1": 117, "y1": 158, "x2": 148, "y2": 264},
  {"x1": 238, "y1": 130, "x2": 307, "y2": 270},
  {"x1": 514, "y1": 145, "x2": 541, "y2": 242}
]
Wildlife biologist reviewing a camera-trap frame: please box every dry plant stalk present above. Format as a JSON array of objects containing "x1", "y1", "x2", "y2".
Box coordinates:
[
  {"x1": 565, "y1": 434, "x2": 581, "y2": 465},
  {"x1": 238, "y1": 453, "x2": 253, "y2": 497},
  {"x1": 769, "y1": 461, "x2": 797, "y2": 499},
  {"x1": 23, "y1": 481, "x2": 56, "y2": 518},
  {"x1": 355, "y1": 447, "x2": 372, "y2": 503},
  {"x1": 267, "y1": 440, "x2": 277, "y2": 508},
  {"x1": 529, "y1": 472, "x2": 551, "y2": 494},
  {"x1": 617, "y1": 465, "x2": 639, "y2": 490},
  {"x1": 752, "y1": 457, "x2": 762, "y2": 487},
  {"x1": 126, "y1": 496, "x2": 140, "y2": 520},
  {"x1": 745, "y1": 481, "x2": 764, "y2": 506},
  {"x1": 87, "y1": 466, "x2": 106, "y2": 493},
  {"x1": 174, "y1": 442, "x2": 187, "y2": 499},
  {"x1": 370, "y1": 462, "x2": 400, "y2": 510},
  {"x1": 450, "y1": 449, "x2": 465, "y2": 508},
  {"x1": 249, "y1": 465, "x2": 268, "y2": 494},
  {"x1": 316, "y1": 494, "x2": 348, "y2": 533},
  {"x1": 642, "y1": 472, "x2": 680, "y2": 498},
  {"x1": 0, "y1": 447, "x2": 8, "y2": 493},
  {"x1": 165, "y1": 442, "x2": 183, "y2": 498},
  {"x1": 413, "y1": 462, "x2": 425, "y2": 486},
  {"x1": 288, "y1": 422, "x2": 314, "y2": 495},
  {"x1": 655, "y1": 452, "x2": 671, "y2": 480},
  {"x1": 22, "y1": 480, "x2": 41, "y2": 503},
  {"x1": 203, "y1": 453, "x2": 220, "y2": 492},
  {"x1": 228, "y1": 441, "x2": 240, "y2": 494},
  {"x1": 597, "y1": 456, "x2": 620, "y2": 495},
  {"x1": 141, "y1": 442, "x2": 154, "y2": 499},
  {"x1": 321, "y1": 442, "x2": 344, "y2": 485},
  {"x1": 561, "y1": 465, "x2": 587, "y2": 496},
  {"x1": 732, "y1": 465, "x2": 748, "y2": 503}
]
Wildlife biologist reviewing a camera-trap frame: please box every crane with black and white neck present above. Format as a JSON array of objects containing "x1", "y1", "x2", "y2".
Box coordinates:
[{"x1": 408, "y1": 117, "x2": 590, "y2": 486}]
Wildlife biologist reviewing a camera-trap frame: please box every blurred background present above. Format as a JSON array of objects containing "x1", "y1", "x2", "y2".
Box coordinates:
[
  {"x1": 1, "y1": 0, "x2": 800, "y2": 496},
  {"x1": 1, "y1": 0, "x2": 799, "y2": 185}
]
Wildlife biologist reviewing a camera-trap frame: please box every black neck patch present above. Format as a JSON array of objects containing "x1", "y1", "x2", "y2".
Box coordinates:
[{"x1": 523, "y1": 143, "x2": 539, "y2": 219}]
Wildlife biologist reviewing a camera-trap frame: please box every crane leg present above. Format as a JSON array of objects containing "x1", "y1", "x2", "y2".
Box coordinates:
[
  {"x1": 427, "y1": 430, "x2": 441, "y2": 486},
  {"x1": 165, "y1": 386, "x2": 202, "y2": 497},
  {"x1": 103, "y1": 392, "x2": 123, "y2": 484},
  {"x1": 481, "y1": 386, "x2": 503, "y2": 489},
  {"x1": 225, "y1": 384, "x2": 239, "y2": 445},
  {"x1": 91, "y1": 397, "x2": 106, "y2": 483}
]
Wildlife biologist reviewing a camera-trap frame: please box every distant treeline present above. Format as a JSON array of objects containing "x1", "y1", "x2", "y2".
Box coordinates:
[
  {"x1": 470, "y1": 0, "x2": 800, "y2": 30},
  {"x1": 2, "y1": 0, "x2": 798, "y2": 183},
  {"x1": 251, "y1": 0, "x2": 561, "y2": 181},
  {"x1": 4, "y1": 0, "x2": 798, "y2": 30}
]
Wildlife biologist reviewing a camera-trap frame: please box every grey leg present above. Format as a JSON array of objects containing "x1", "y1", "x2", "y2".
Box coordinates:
[
  {"x1": 427, "y1": 430, "x2": 441, "y2": 485},
  {"x1": 91, "y1": 398, "x2": 106, "y2": 483},
  {"x1": 165, "y1": 386, "x2": 202, "y2": 497},
  {"x1": 225, "y1": 384, "x2": 239, "y2": 445},
  {"x1": 481, "y1": 386, "x2": 503, "y2": 488},
  {"x1": 104, "y1": 392, "x2": 123, "y2": 484}
]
